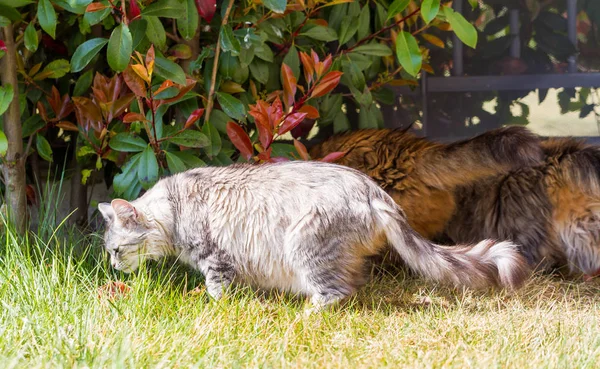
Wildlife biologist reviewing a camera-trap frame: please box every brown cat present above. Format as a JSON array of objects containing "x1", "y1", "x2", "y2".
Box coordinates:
[
  {"x1": 310, "y1": 127, "x2": 600, "y2": 278},
  {"x1": 446, "y1": 137, "x2": 600, "y2": 277},
  {"x1": 309, "y1": 126, "x2": 544, "y2": 240}
]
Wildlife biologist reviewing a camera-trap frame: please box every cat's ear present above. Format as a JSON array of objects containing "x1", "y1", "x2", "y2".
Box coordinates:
[
  {"x1": 111, "y1": 199, "x2": 139, "y2": 224},
  {"x1": 98, "y1": 202, "x2": 114, "y2": 223}
]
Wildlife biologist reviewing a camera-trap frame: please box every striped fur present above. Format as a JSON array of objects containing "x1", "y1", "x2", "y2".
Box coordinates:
[
  {"x1": 448, "y1": 138, "x2": 600, "y2": 277},
  {"x1": 98, "y1": 161, "x2": 529, "y2": 313},
  {"x1": 309, "y1": 126, "x2": 544, "y2": 240}
]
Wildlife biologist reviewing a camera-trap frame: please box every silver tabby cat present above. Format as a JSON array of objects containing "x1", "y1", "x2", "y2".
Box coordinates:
[{"x1": 98, "y1": 161, "x2": 530, "y2": 312}]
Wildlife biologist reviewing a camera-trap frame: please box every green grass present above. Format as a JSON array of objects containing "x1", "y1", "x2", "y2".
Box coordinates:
[{"x1": 1, "y1": 222, "x2": 600, "y2": 369}]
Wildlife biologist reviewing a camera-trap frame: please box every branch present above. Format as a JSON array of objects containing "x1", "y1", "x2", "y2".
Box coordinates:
[
  {"x1": 343, "y1": 8, "x2": 421, "y2": 55},
  {"x1": 204, "y1": 0, "x2": 236, "y2": 125}
]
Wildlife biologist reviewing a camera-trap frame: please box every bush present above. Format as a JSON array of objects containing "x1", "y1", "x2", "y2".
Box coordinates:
[{"x1": 0, "y1": 0, "x2": 479, "y2": 224}]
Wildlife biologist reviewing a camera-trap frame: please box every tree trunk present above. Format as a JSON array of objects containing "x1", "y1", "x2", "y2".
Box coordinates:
[{"x1": 0, "y1": 25, "x2": 27, "y2": 233}]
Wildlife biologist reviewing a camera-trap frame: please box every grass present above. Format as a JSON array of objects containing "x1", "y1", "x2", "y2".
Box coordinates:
[{"x1": 1, "y1": 221, "x2": 600, "y2": 368}]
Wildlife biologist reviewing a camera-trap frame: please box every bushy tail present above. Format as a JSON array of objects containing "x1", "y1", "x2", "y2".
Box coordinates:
[{"x1": 373, "y1": 198, "x2": 530, "y2": 289}]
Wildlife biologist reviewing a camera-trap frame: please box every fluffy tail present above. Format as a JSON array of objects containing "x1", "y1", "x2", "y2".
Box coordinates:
[{"x1": 373, "y1": 198, "x2": 530, "y2": 289}]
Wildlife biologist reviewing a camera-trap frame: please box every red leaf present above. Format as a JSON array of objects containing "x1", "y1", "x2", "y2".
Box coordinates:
[
  {"x1": 37, "y1": 101, "x2": 49, "y2": 122},
  {"x1": 299, "y1": 51, "x2": 315, "y2": 85},
  {"x1": 0, "y1": 40, "x2": 6, "y2": 52},
  {"x1": 56, "y1": 121, "x2": 79, "y2": 132},
  {"x1": 128, "y1": 0, "x2": 141, "y2": 20},
  {"x1": 162, "y1": 78, "x2": 197, "y2": 104},
  {"x1": 281, "y1": 63, "x2": 297, "y2": 110},
  {"x1": 123, "y1": 65, "x2": 147, "y2": 97},
  {"x1": 145, "y1": 45, "x2": 155, "y2": 77},
  {"x1": 48, "y1": 86, "x2": 62, "y2": 117},
  {"x1": 97, "y1": 281, "x2": 131, "y2": 300},
  {"x1": 122, "y1": 112, "x2": 147, "y2": 123},
  {"x1": 311, "y1": 49, "x2": 320, "y2": 65},
  {"x1": 257, "y1": 146, "x2": 272, "y2": 162},
  {"x1": 310, "y1": 71, "x2": 343, "y2": 98},
  {"x1": 248, "y1": 100, "x2": 270, "y2": 129},
  {"x1": 315, "y1": 54, "x2": 333, "y2": 79},
  {"x1": 320, "y1": 151, "x2": 346, "y2": 163},
  {"x1": 185, "y1": 108, "x2": 205, "y2": 129},
  {"x1": 154, "y1": 80, "x2": 174, "y2": 97},
  {"x1": 269, "y1": 97, "x2": 284, "y2": 128},
  {"x1": 298, "y1": 105, "x2": 319, "y2": 119},
  {"x1": 256, "y1": 120, "x2": 273, "y2": 149},
  {"x1": 226, "y1": 122, "x2": 254, "y2": 161},
  {"x1": 86, "y1": 2, "x2": 109, "y2": 12},
  {"x1": 290, "y1": 118, "x2": 315, "y2": 139},
  {"x1": 195, "y1": 0, "x2": 216, "y2": 22},
  {"x1": 278, "y1": 112, "x2": 307, "y2": 135},
  {"x1": 293, "y1": 139, "x2": 309, "y2": 160}
]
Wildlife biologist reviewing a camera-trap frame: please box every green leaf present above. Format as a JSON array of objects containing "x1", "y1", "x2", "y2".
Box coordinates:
[
  {"x1": 73, "y1": 69, "x2": 94, "y2": 96},
  {"x1": 141, "y1": 0, "x2": 186, "y2": 18},
  {"x1": 177, "y1": 0, "x2": 199, "y2": 41},
  {"x1": 138, "y1": 146, "x2": 159, "y2": 189},
  {"x1": 249, "y1": 59, "x2": 269, "y2": 84},
  {"x1": 255, "y1": 44, "x2": 274, "y2": 62},
  {"x1": 357, "y1": 4, "x2": 370, "y2": 40},
  {"x1": 37, "y1": 59, "x2": 70, "y2": 80},
  {"x1": 77, "y1": 145, "x2": 96, "y2": 158},
  {"x1": 107, "y1": 24, "x2": 132, "y2": 72},
  {"x1": 0, "y1": 0, "x2": 32, "y2": 6},
  {"x1": 342, "y1": 58, "x2": 365, "y2": 91},
  {"x1": 467, "y1": 0, "x2": 478, "y2": 10},
  {"x1": 130, "y1": 18, "x2": 147, "y2": 50},
  {"x1": 38, "y1": 0, "x2": 57, "y2": 39},
  {"x1": 395, "y1": 31, "x2": 422, "y2": 77},
  {"x1": 169, "y1": 130, "x2": 210, "y2": 148},
  {"x1": 209, "y1": 109, "x2": 230, "y2": 133},
  {"x1": 0, "y1": 84, "x2": 14, "y2": 116},
  {"x1": 333, "y1": 111, "x2": 350, "y2": 133},
  {"x1": 358, "y1": 104, "x2": 378, "y2": 129},
  {"x1": 0, "y1": 5, "x2": 22, "y2": 22},
  {"x1": 282, "y1": 44, "x2": 300, "y2": 80},
  {"x1": 202, "y1": 121, "x2": 221, "y2": 157},
  {"x1": 338, "y1": 16, "x2": 359, "y2": 45},
  {"x1": 0, "y1": 130, "x2": 7, "y2": 156},
  {"x1": 145, "y1": 16, "x2": 167, "y2": 50},
  {"x1": 442, "y1": 6, "x2": 478, "y2": 49},
  {"x1": 351, "y1": 43, "x2": 393, "y2": 56},
  {"x1": 84, "y1": 0, "x2": 110, "y2": 25},
  {"x1": 113, "y1": 152, "x2": 142, "y2": 197},
  {"x1": 216, "y1": 92, "x2": 246, "y2": 121},
  {"x1": 21, "y1": 115, "x2": 45, "y2": 137},
  {"x1": 165, "y1": 151, "x2": 187, "y2": 173},
  {"x1": 421, "y1": 0, "x2": 440, "y2": 24},
  {"x1": 301, "y1": 26, "x2": 338, "y2": 42},
  {"x1": 220, "y1": 25, "x2": 241, "y2": 56},
  {"x1": 109, "y1": 133, "x2": 147, "y2": 152},
  {"x1": 387, "y1": 0, "x2": 410, "y2": 20},
  {"x1": 0, "y1": 16, "x2": 11, "y2": 27},
  {"x1": 172, "y1": 151, "x2": 206, "y2": 168},
  {"x1": 24, "y1": 22, "x2": 38, "y2": 52},
  {"x1": 70, "y1": 38, "x2": 109, "y2": 73},
  {"x1": 36, "y1": 134, "x2": 53, "y2": 162},
  {"x1": 263, "y1": 0, "x2": 286, "y2": 13},
  {"x1": 347, "y1": 52, "x2": 372, "y2": 71},
  {"x1": 189, "y1": 47, "x2": 212, "y2": 72},
  {"x1": 154, "y1": 56, "x2": 187, "y2": 85}
]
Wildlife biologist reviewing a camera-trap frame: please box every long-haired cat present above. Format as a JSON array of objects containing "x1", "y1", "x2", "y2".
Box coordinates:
[
  {"x1": 446, "y1": 137, "x2": 600, "y2": 278},
  {"x1": 308, "y1": 126, "x2": 544, "y2": 240},
  {"x1": 98, "y1": 161, "x2": 529, "y2": 312}
]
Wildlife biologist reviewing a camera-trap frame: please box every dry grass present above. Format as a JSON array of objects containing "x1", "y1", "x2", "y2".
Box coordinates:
[{"x1": 1, "y1": 228, "x2": 600, "y2": 369}]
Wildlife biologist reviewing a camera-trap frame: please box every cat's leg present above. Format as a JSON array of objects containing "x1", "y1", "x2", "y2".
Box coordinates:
[
  {"x1": 189, "y1": 244, "x2": 235, "y2": 300},
  {"x1": 203, "y1": 250, "x2": 235, "y2": 300}
]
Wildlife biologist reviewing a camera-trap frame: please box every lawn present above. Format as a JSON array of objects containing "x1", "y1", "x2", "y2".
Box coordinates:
[{"x1": 1, "y1": 222, "x2": 600, "y2": 369}]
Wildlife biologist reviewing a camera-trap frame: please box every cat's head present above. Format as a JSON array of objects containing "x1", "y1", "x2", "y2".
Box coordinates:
[{"x1": 98, "y1": 199, "x2": 165, "y2": 273}]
